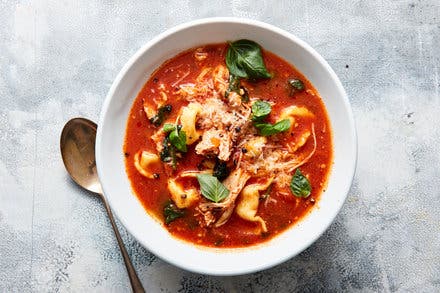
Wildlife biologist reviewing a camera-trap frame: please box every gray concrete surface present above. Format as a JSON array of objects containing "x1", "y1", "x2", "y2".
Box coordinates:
[{"x1": 1, "y1": 0, "x2": 439, "y2": 292}]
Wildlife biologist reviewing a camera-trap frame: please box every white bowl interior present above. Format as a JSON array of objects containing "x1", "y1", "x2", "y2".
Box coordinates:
[{"x1": 96, "y1": 18, "x2": 356, "y2": 276}]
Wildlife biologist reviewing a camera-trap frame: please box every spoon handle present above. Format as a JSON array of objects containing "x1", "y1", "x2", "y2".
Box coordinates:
[{"x1": 100, "y1": 193, "x2": 146, "y2": 293}]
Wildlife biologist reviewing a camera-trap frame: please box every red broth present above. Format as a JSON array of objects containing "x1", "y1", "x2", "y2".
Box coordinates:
[{"x1": 124, "y1": 43, "x2": 332, "y2": 247}]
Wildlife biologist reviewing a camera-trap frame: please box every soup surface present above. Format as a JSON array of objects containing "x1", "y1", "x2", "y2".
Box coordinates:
[{"x1": 124, "y1": 41, "x2": 332, "y2": 247}]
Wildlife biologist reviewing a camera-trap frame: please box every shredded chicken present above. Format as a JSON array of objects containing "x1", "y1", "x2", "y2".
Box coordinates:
[
  {"x1": 194, "y1": 97, "x2": 251, "y2": 161},
  {"x1": 198, "y1": 168, "x2": 251, "y2": 227}
]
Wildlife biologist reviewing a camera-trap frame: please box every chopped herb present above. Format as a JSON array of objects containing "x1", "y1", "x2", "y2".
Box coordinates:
[
  {"x1": 225, "y1": 74, "x2": 241, "y2": 98},
  {"x1": 254, "y1": 119, "x2": 291, "y2": 136},
  {"x1": 213, "y1": 160, "x2": 230, "y2": 181},
  {"x1": 251, "y1": 100, "x2": 272, "y2": 121},
  {"x1": 226, "y1": 40, "x2": 272, "y2": 80},
  {"x1": 290, "y1": 168, "x2": 311, "y2": 198},
  {"x1": 196, "y1": 174, "x2": 230, "y2": 203},
  {"x1": 149, "y1": 104, "x2": 172, "y2": 126},
  {"x1": 163, "y1": 201, "x2": 185, "y2": 224},
  {"x1": 288, "y1": 79, "x2": 305, "y2": 95},
  {"x1": 163, "y1": 123, "x2": 175, "y2": 133},
  {"x1": 160, "y1": 124, "x2": 187, "y2": 169},
  {"x1": 225, "y1": 75, "x2": 249, "y2": 103},
  {"x1": 159, "y1": 136, "x2": 177, "y2": 169},
  {"x1": 169, "y1": 126, "x2": 187, "y2": 152}
]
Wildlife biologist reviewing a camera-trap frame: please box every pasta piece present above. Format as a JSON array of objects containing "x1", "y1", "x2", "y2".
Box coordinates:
[
  {"x1": 167, "y1": 178, "x2": 200, "y2": 209},
  {"x1": 289, "y1": 130, "x2": 311, "y2": 153},
  {"x1": 279, "y1": 105, "x2": 315, "y2": 129},
  {"x1": 180, "y1": 102, "x2": 203, "y2": 145},
  {"x1": 134, "y1": 151, "x2": 160, "y2": 179},
  {"x1": 235, "y1": 178, "x2": 273, "y2": 232},
  {"x1": 281, "y1": 105, "x2": 314, "y2": 118}
]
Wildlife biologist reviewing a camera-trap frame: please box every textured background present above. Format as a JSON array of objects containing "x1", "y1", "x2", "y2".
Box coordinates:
[{"x1": 1, "y1": 0, "x2": 439, "y2": 292}]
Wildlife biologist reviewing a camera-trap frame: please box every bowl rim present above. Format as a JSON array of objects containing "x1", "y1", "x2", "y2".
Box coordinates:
[{"x1": 96, "y1": 17, "x2": 357, "y2": 275}]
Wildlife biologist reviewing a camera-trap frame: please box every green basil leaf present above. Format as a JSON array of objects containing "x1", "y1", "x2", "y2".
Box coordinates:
[
  {"x1": 226, "y1": 40, "x2": 272, "y2": 80},
  {"x1": 254, "y1": 119, "x2": 291, "y2": 136},
  {"x1": 169, "y1": 127, "x2": 187, "y2": 152},
  {"x1": 163, "y1": 123, "x2": 175, "y2": 133},
  {"x1": 163, "y1": 201, "x2": 185, "y2": 224},
  {"x1": 196, "y1": 174, "x2": 230, "y2": 203},
  {"x1": 290, "y1": 169, "x2": 311, "y2": 198},
  {"x1": 251, "y1": 100, "x2": 271, "y2": 121},
  {"x1": 272, "y1": 119, "x2": 291, "y2": 132}
]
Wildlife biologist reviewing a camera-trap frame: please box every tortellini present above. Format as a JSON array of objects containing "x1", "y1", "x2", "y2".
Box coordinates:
[
  {"x1": 279, "y1": 105, "x2": 314, "y2": 129},
  {"x1": 167, "y1": 178, "x2": 200, "y2": 209},
  {"x1": 235, "y1": 178, "x2": 273, "y2": 232},
  {"x1": 134, "y1": 150, "x2": 160, "y2": 179},
  {"x1": 180, "y1": 102, "x2": 203, "y2": 145},
  {"x1": 290, "y1": 130, "x2": 311, "y2": 153}
]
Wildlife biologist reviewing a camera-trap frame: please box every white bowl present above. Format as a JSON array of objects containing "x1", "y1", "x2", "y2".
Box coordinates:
[{"x1": 96, "y1": 17, "x2": 357, "y2": 276}]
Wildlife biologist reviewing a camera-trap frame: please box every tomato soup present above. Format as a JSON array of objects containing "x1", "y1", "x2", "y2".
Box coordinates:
[{"x1": 124, "y1": 41, "x2": 332, "y2": 247}]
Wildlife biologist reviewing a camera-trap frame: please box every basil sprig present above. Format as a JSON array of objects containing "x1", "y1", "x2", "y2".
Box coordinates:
[
  {"x1": 290, "y1": 169, "x2": 311, "y2": 198},
  {"x1": 251, "y1": 100, "x2": 271, "y2": 121},
  {"x1": 169, "y1": 127, "x2": 187, "y2": 152},
  {"x1": 162, "y1": 123, "x2": 175, "y2": 133},
  {"x1": 159, "y1": 124, "x2": 187, "y2": 169},
  {"x1": 196, "y1": 174, "x2": 230, "y2": 203},
  {"x1": 226, "y1": 40, "x2": 272, "y2": 79},
  {"x1": 254, "y1": 119, "x2": 291, "y2": 136},
  {"x1": 225, "y1": 40, "x2": 270, "y2": 103},
  {"x1": 162, "y1": 124, "x2": 187, "y2": 152},
  {"x1": 250, "y1": 100, "x2": 291, "y2": 136}
]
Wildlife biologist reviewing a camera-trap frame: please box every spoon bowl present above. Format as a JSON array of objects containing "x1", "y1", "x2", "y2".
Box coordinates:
[{"x1": 60, "y1": 118, "x2": 102, "y2": 194}]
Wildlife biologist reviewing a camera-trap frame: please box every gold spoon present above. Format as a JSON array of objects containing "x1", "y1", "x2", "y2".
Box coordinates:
[{"x1": 60, "y1": 118, "x2": 145, "y2": 293}]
